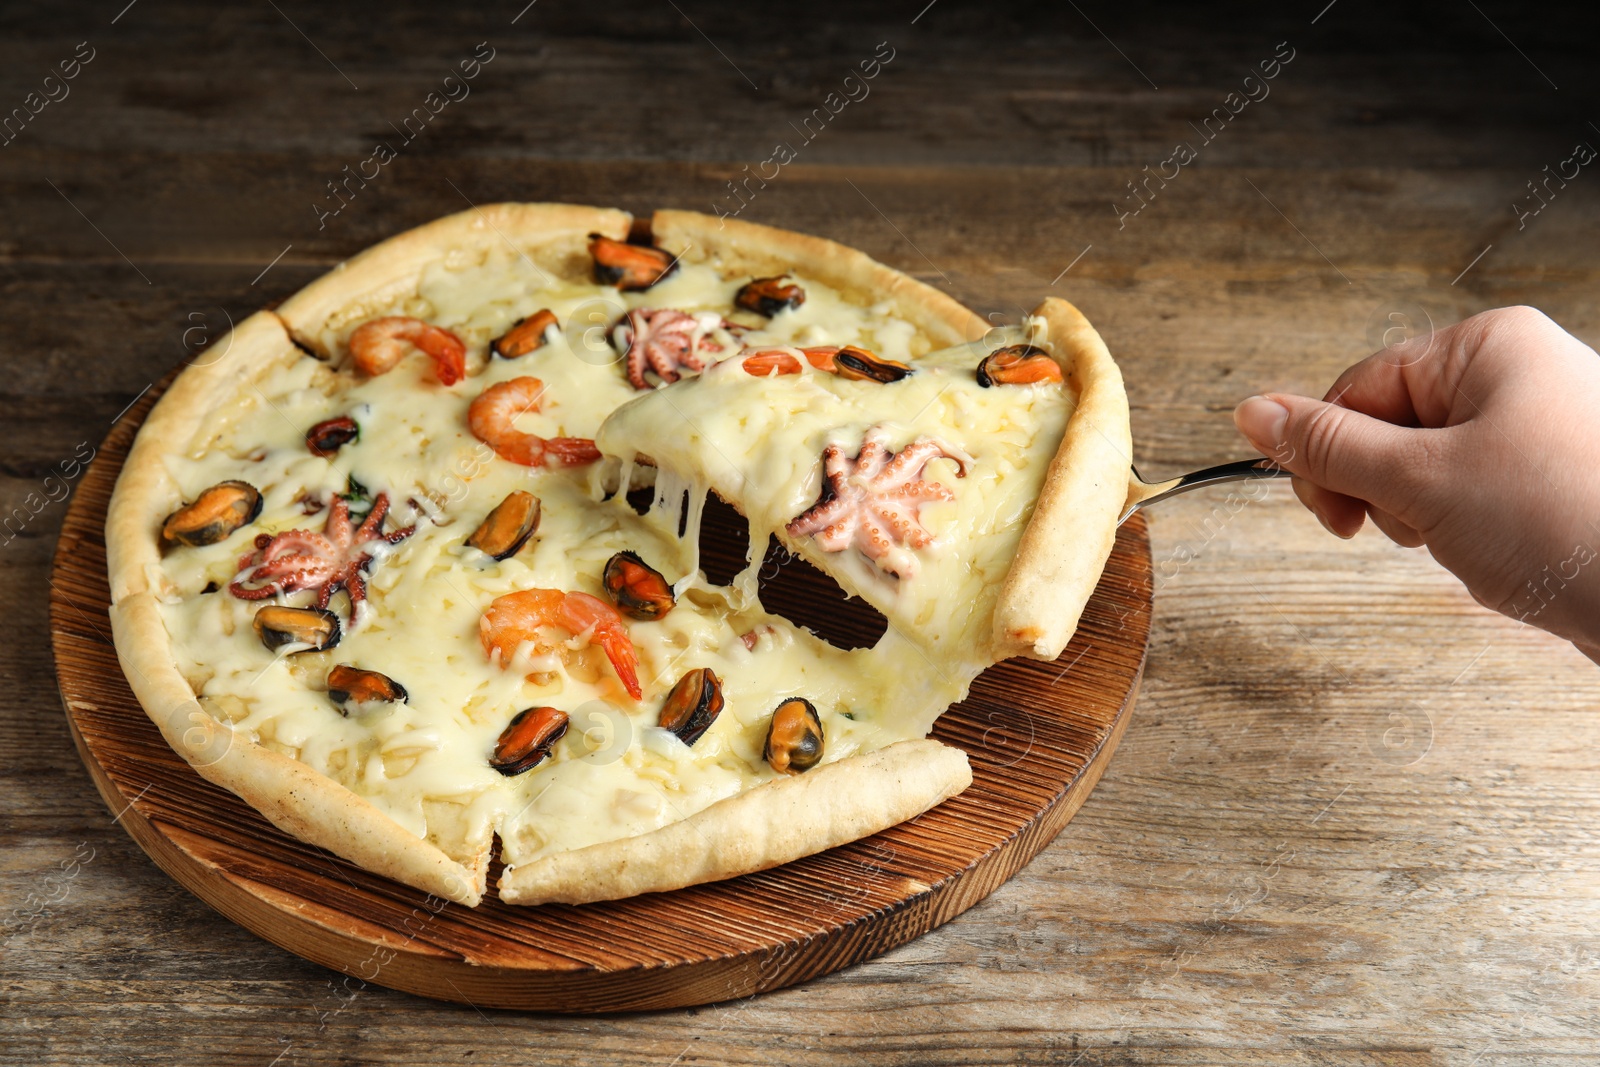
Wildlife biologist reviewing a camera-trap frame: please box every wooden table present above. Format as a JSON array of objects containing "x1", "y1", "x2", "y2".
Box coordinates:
[{"x1": 5, "y1": 3, "x2": 1597, "y2": 1064}]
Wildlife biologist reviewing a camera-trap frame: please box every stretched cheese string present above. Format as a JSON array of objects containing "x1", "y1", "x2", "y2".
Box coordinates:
[{"x1": 730, "y1": 520, "x2": 766, "y2": 613}]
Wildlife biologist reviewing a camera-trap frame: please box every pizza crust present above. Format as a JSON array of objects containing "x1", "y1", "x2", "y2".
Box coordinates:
[
  {"x1": 992, "y1": 297, "x2": 1132, "y2": 660},
  {"x1": 499, "y1": 739, "x2": 970, "y2": 905}
]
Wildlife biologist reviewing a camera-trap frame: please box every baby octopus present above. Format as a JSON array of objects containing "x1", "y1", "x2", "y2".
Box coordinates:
[
  {"x1": 230, "y1": 493, "x2": 414, "y2": 615},
  {"x1": 612, "y1": 308, "x2": 739, "y2": 390},
  {"x1": 786, "y1": 426, "x2": 971, "y2": 580}
]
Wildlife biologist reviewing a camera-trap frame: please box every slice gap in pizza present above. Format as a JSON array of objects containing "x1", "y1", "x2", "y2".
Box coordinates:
[{"x1": 104, "y1": 204, "x2": 1127, "y2": 911}]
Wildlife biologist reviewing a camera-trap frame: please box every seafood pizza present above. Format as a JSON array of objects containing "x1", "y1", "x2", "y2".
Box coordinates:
[{"x1": 105, "y1": 204, "x2": 1130, "y2": 907}]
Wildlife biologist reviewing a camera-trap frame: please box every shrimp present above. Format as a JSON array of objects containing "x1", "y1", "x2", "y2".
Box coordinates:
[
  {"x1": 740, "y1": 345, "x2": 841, "y2": 376},
  {"x1": 480, "y1": 588, "x2": 642, "y2": 700},
  {"x1": 467, "y1": 377, "x2": 602, "y2": 467},
  {"x1": 349, "y1": 316, "x2": 467, "y2": 386}
]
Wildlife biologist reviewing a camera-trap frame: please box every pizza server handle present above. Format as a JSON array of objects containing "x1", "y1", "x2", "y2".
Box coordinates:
[{"x1": 1119, "y1": 457, "x2": 1293, "y2": 525}]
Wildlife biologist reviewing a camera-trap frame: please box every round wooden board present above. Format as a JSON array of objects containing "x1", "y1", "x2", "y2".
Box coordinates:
[{"x1": 50, "y1": 368, "x2": 1152, "y2": 1013}]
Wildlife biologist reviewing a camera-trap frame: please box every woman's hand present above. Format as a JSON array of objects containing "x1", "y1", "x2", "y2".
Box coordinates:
[{"x1": 1232, "y1": 306, "x2": 1600, "y2": 661}]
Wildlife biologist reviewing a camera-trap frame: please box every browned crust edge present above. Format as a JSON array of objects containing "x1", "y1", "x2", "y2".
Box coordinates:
[
  {"x1": 991, "y1": 298, "x2": 1132, "y2": 660},
  {"x1": 500, "y1": 739, "x2": 971, "y2": 906}
]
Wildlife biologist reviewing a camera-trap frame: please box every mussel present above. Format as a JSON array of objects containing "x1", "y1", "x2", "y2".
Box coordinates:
[
  {"x1": 326, "y1": 664, "x2": 407, "y2": 712},
  {"x1": 763, "y1": 697, "x2": 824, "y2": 775},
  {"x1": 490, "y1": 706, "x2": 569, "y2": 776},
  {"x1": 834, "y1": 345, "x2": 913, "y2": 384},
  {"x1": 253, "y1": 605, "x2": 341, "y2": 653},
  {"x1": 465, "y1": 491, "x2": 541, "y2": 561},
  {"x1": 602, "y1": 551, "x2": 675, "y2": 620},
  {"x1": 735, "y1": 276, "x2": 806, "y2": 317},
  {"x1": 658, "y1": 668, "x2": 723, "y2": 746},
  {"x1": 589, "y1": 233, "x2": 676, "y2": 290},
  {"x1": 161, "y1": 480, "x2": 262, "y2": 547},
  {"x1": 305, "y1": 415, "x2": 360, "y2": 457},
  {"x1": 976, "y1": 344, "x2": 1063, "y2": 387},
  {"x1": 491, "y1": 309, "x2": 559, "y2": 359}
]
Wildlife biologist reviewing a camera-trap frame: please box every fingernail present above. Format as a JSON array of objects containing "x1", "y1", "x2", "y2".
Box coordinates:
[
  {"x1": 1234, "y1": 395, "x2": 1289, "y2": 452},
  {"x1": 1311, "y1": 506, "x2": 1359, "y2": 540}
]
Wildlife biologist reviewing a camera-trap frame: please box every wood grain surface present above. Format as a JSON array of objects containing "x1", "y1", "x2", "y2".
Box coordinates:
[
  {"x1": 5, "y1": 1, "x2": 1600, "y2": 1064},
  {"x1": 48, "y1": 367, "x2": 1152, "y2": 1012}
]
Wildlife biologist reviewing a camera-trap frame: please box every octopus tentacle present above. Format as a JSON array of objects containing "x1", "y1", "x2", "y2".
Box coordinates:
[
  {"x1": 645, "y1": 339, "x2": 682, "y2": 384},
  {"x1": 852, "y1": 437, "x2": 890, "y2": 481},
  {"x1": 353, "y1": 494, "x2": 389, "y2": 542},
  {"x1": 323, "y1": 499, "x2": 352, "y2": 551},
  {"x1": 821, "y1": 443, "x2": 852, "y2": 481}
]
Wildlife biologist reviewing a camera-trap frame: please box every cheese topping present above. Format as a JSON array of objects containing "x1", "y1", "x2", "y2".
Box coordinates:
[{"x1": 150, "y1": 245, "x2": 1070, "y2": 874}]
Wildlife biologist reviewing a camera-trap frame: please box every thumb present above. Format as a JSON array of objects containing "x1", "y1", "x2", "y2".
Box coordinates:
[{"x1": 1234, "y1": 393, "x2": 1431, "y2": 523}]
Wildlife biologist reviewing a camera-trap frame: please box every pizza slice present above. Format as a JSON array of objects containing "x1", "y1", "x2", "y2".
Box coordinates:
[
  {"x1": 600, "y1": 211, "x2": 1132, "y2": 671},
  {"x1": 104, "y1": 203, "x2": 1127, "y2": 910}
]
